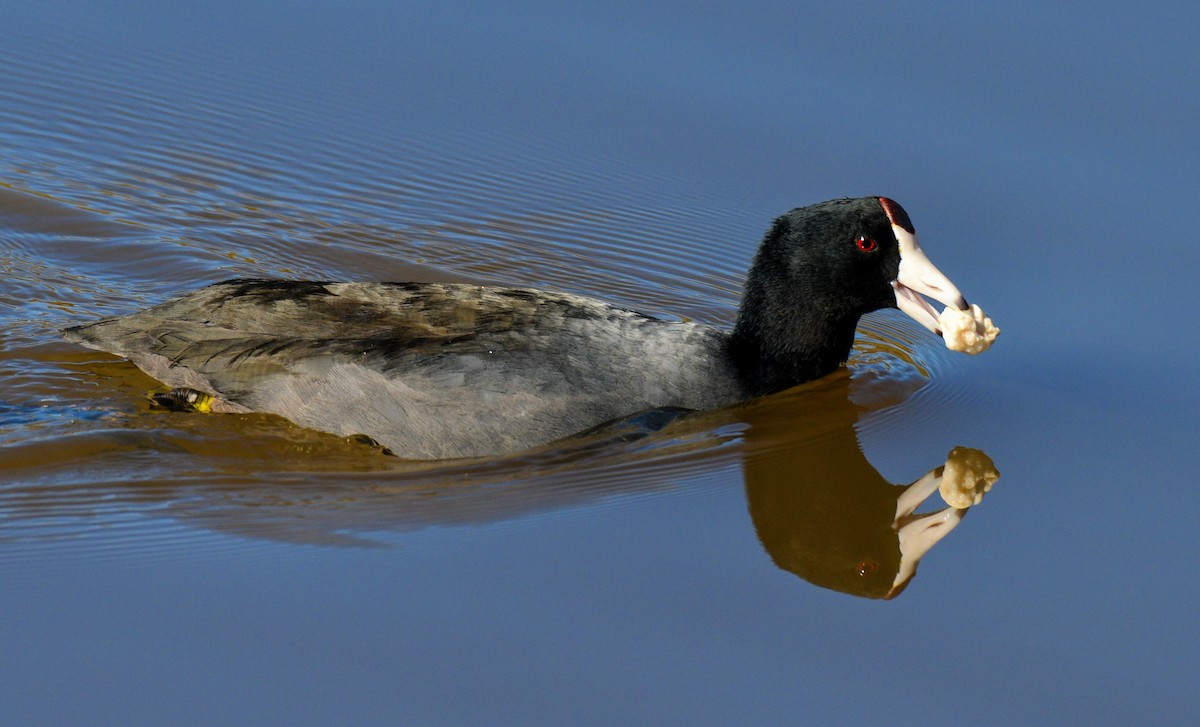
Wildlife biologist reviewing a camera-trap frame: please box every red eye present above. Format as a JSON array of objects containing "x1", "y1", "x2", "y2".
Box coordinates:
[
  {"x1": 857, "y1": 560, "x2": 879, "y2": 576},
  {"x1": 856, "y1": 235, "x2": 878, "y2": 253}
]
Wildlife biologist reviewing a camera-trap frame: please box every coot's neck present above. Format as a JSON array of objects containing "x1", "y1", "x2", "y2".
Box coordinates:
[{"x1": 727, "y1": 288, "x2": 861, "y2": 398}]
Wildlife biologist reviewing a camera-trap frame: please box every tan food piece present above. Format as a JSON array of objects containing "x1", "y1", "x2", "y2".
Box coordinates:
[
  {"x1": 938, "y1": 446, "x2": 1000, "y2": 508},
  {"x1": 939, "y1": 304, "x2": 999, "y2": 354}
]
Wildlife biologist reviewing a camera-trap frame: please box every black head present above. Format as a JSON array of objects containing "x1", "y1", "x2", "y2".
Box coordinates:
[
  {"x1": 756, "y1": 197, "x2": 903, "y2": 317},
  {"x1": 730, "y1": 197, "x2": 911, "y2": 395}
]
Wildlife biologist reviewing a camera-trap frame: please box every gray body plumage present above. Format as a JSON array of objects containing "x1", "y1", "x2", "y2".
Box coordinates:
[{"x1": 64, "y1": 279, "x2": 744, "y2": 459}]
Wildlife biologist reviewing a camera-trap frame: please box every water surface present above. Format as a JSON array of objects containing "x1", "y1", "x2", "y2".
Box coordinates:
[{"x1": 2, "y1": 2, "x2": 1197, "y2": 724}]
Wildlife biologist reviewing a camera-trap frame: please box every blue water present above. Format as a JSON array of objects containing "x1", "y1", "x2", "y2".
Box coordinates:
[{"x1": 2, "y1": 2, "x2": 1198, "y2": 724}]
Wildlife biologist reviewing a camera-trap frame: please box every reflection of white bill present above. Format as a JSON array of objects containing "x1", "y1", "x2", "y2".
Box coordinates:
[{"x1": 890, "y1": 447, "x2": 1001, "y2": 598}]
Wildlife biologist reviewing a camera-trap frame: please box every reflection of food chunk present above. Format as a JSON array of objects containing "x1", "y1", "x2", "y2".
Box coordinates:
[
  {"x1": 939, "y1": 304, "x2": 999, "y2": 354},
  {"x1": 939, "y1": 446, "x2": 1000, "y2": 509}
]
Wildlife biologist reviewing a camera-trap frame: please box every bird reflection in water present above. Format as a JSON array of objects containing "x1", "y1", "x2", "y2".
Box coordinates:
[
  {"x1": 735, "y1": 368, "x2": 1000, "y2": 600},
  {"x1": 745, "y1": 442, "x2": 997, "y2": 600}
]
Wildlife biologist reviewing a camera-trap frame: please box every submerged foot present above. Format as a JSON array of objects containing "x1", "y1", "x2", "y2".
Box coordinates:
[{"x1": 149, "y1": 388, "x2": 216, "y2": 413}]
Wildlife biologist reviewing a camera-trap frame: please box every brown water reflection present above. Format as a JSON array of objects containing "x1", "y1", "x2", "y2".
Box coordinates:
[
  {"x1": 746, "y1": 438, "x2": 997, "y2": 600},
  {"x1": 4, "y1": 348, "x2": 998, "y2": 599}
]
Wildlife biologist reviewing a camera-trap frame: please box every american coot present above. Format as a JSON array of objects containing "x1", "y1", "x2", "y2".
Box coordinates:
[{"x1": 64, "y1": 197, "x2": 986, "y2": 459}]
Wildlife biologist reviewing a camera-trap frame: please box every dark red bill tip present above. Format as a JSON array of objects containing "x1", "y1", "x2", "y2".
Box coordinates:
[{"x1": 879, "y1": 197, "x2": 915, "y2": 234}]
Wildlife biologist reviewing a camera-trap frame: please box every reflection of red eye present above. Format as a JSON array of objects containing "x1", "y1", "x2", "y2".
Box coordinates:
[
  {"x1": 857, "y1": 560, "x2": 878, "y2": 576},
  {"x1": 856, "y1": 235, "x2": 878, "y2": 253}
]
